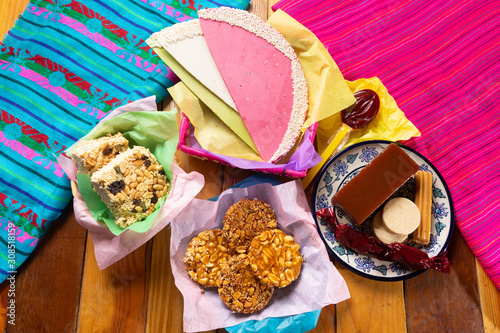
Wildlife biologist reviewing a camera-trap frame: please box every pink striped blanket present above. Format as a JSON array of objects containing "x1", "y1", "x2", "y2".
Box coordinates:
[{"x1": 273, "y1": 0, "x2": 500, "y2": 289}]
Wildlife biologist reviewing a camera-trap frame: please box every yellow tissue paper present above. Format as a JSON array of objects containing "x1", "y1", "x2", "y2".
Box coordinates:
[
  {"x1": 316, "y1": 77, "x2": 421, "y2": 154},
  {"x1": 168, "y1": 9, "x2": 355, "y2": 161},
  {"x1": 268, "y1": 10, "x2": 355, "y2": 129},
  {"x1": 169, "y1": 82, "x2": 263, "y2": 161},
  {"x1": 151, "y1": 46, "x2": 259, "y2": 155}
]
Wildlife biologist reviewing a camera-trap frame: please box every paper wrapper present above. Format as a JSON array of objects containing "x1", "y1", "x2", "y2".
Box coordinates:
[
  {"x1": 268, "y1": 10, "x2": 355, "y2": 129},
  {"x1": 168, "y1": 9, "x2": 354, "y2": 163},
  {"x1": 226, "y1": 309, "x2": 321, "y2": 333},
  {"x1": 173, "y1": 81, "x2": 321, "y2": 172},
  {"x1": 186, "y1": 127, "x2": 321, "y2": 172},
  {"x1": 68, "y1": 108, "x2": 180, "y2": 236},
  {"x1": 170, "y1": 82, "x2": 261, "y2": 161},
  {"x1": 58, "y1": 97, "x2": 205, "y2": 269},
  {"x1": 316, "y1": 77, "x2": 421, "y2": 154},
  {"x1": 170, "y1": 180, "x2": 350, "y2": 332}
]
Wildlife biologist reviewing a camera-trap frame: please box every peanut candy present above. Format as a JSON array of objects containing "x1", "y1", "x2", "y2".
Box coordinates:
[
  {"x1": 222, "y1": 198, "x2": 278, "y2": 251},
  {"x1": 184, "y1": 229, "x2": 231, "y2": 288},
  {"x1": 72, "y1": 132, "x2": 129, "y2": 175},
  {"x1": 90, "y1": 146, "x2": 169, "y2": 228},
  {"x1": 248, "y1": 229, "x2": 302, "y2": 288},
  {"x1": 218, "y1": 253, "x2": 273, "y2": 314}
]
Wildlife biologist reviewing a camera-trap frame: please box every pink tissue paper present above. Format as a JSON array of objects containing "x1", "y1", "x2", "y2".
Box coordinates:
[{"x1": 170, "y1": 180, "x2": 350, "y2": 332}]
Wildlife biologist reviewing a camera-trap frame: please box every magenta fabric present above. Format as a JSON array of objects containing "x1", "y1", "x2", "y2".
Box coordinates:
[{"x1": 272, "y1": 0, "x2": 500, "y2": 288}]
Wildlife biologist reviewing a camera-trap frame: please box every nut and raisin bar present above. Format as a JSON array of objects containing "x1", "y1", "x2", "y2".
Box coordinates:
[
  {"x1": 72, "y1": 132, "x2": 129, "y2": 175},
  {"x1": 90, "y1": 146, "x2": 169, "y2": 228}
]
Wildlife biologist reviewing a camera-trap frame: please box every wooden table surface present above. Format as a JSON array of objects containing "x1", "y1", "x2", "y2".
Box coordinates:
[{"x1": 1, "y1": 1, "x2": 499, "y2": 332}]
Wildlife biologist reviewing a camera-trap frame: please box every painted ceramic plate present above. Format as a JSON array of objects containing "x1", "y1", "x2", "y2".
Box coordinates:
[{"x1": 311, "y1": 140, "x2": 454, "y2": 281}]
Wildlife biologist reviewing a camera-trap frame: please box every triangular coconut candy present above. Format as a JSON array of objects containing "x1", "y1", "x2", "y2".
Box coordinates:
[
  {"x1": 198, "y1": 7, "x2": 308, "y2": 163},
  {"x1": 147, "y1": 19, "x2": 237, "y2": 110},
  {"x1": 147, "y1": 20, "x2": 259, "y2": 154}
]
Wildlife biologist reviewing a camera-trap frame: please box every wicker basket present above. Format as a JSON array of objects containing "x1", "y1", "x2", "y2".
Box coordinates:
[{"x1": 177, "y1": 113, "x2": 318, "y2": 178}]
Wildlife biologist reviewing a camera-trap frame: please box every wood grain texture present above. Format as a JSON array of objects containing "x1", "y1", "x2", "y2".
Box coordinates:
[
  {"x1": 174, "y1": 143, "x2": 225, "y2": 200},
  {"x1": 248, "y1": 0, "x2": 268, "y2": 19},
  {"x1": 143, "y1": 104, "x2": 226, "y2": 333},
  {"x1": 311, "y1": 304, "x2": 336, "y2": 333},
  {"x1": 146, "y1": 227, "x2": 234, "y2": 333},
  {"x1": 221, "y1": 166, "x2": 257, "y2": 191},
  {"x1": 269, "y1": 0, "x2": 278, "y2": 16},
  {"x1": 405, "y1": 230, "x2": 483, "y2": 333},
  {"x1": 477, "y1": 259, "x2": 500, "y2": 333},
  {"x1": 146, "y1": 228, "x2": 184, "y2": 333},
  {"x1": 5, "y1": 205, "x2": 87, "y2": 333},
  {"x1": 336, "y1": 265, "x2": 407, "y2": 333},
  {"x1": 0, "y1": 0, "x2": 29, "y2": 41},
  {"x1": 0, "y1": 281, "x2": 8, "y2": 332},
  {"x1": 77, "y1": 238, "x2": 151, "y2": 333}
]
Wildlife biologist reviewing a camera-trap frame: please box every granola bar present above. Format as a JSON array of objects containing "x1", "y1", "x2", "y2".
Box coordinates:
[
  {"x1": 90, "y1": 146, "x2": 169, "y2": 228},
  {"x1": 72, "y1": 132, "x2": 129, "y2": 175}
]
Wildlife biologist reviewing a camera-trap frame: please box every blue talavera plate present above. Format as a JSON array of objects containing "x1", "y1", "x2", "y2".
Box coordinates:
[{"x1": 311, "y1": 140, "x2": 454, "y2": 281}]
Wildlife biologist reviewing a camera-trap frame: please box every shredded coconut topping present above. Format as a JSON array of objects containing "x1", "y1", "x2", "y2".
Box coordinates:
[
  {"x1": 146, "y1": 19, "x2": 203, "y2": 47},
  {"x1": 198, "y1": 7, "x2": 309, "y2": 163}
]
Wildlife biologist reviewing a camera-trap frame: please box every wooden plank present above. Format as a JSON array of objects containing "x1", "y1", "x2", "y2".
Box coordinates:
[
  {"x1": 145, "y1": 96, "x2": 225, "y2": 332},
  {"x1": 310, "y1": 304, "x2": 336, "y2": 333},
  {"x1": 405, "y1": 230, "x2": 483, "y2": 333},
  {"x1": 4, "y1": 205, "x2": 87, "y2": 333},
  {"x1": 268, "y1": 0, "x2": 277, "y2": 16},
  {"x1": 145, "y1": 153, "x2": 224, "y2": 333},
  {"x1": 0, "y1": 281, "x2": 8, "y2": 332},
  {"x1": 336, "y1": 265, "x2": 406, "y2": 333},
  {"x1": 248, "y1": 0, "x2": 268, "y2": 20},
  {"x1": 77, "y1": 238, "x2": 151, "y2": 333},
  {"x1": 145, "y1": 224, "x2": 227, "y2": 333},
  {"x1": 145, "y1": 228, "x2": 184, "y2": 333},
  {"x1": 0, "y1": 0, "x2": 29, "y2": 41},
  {"x1": 477, "y1": 259, "x2": 500, "y2": 333},
  {"x1": 221, "y1": 165, "x2": 257, "y2": 190}
]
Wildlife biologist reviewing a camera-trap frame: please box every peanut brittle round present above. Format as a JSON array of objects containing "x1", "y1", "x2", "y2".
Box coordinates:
[
  {"x1": 218, "y1": 253, "x2": 274, "y2": 314},
  {"x1": 222, "y1": 198, "x2": 278, "y2": 251},
  {"x1": 248, "y1": 229, "x2": 303, "y2": 288},
  {"x1": 184, "y1": 229, "x2": 231, "y2": 288}
]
